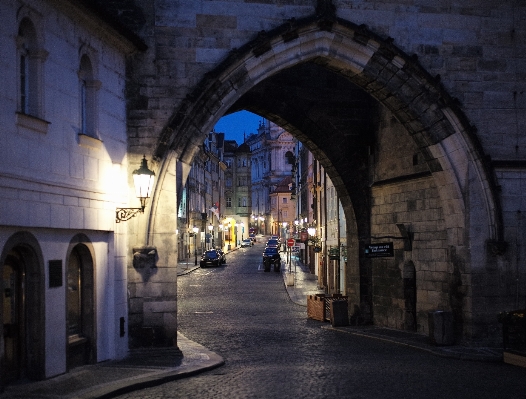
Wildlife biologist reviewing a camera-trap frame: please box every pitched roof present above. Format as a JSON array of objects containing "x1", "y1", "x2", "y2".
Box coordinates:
[{"x1": 272, "y1": 176, "x2": 293, "y2": 193}]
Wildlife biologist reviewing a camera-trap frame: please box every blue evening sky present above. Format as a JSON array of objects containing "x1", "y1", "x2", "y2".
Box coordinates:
[{"x1": 214, "y1": 110, "x2": 263, "y2": 145}]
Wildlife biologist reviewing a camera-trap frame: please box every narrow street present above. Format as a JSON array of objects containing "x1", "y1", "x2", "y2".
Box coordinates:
[{"x1": 117, "y1": 240, "x2": 526, "y2": 399}]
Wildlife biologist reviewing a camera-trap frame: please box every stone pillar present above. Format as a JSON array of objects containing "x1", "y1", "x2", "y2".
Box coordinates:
[{"x1": 128, "y1": 153, "x2": 179, "y2": 348}]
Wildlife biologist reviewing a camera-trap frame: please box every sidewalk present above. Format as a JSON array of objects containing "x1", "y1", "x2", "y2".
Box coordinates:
[
  {"x1": 282, "y1": 255, "x2": 502, "y2": 363},
  {"x1": 0, "y1": 332, "x2": 223, "y2": 399},
  {"x1": 1, "y1": 247, "x2": 504, "y2": 399},
  {"x1": 0, "y1": 251, "x2": 238, "y2": 399}
]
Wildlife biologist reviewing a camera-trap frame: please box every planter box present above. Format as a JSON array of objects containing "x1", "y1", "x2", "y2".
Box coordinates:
[
  {"x1": 307, "y1": 294, "x2": 326, "y2": 321},
  {"x1": 308, "y1": 294, "x2": 349, "y2": 324}
]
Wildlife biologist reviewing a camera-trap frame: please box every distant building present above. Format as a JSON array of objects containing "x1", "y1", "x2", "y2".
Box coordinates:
[
  {"x1": 222, "y1": 139, "x2": 251, "y2": 246},
  {"x1": 269, "y1": 176, "x2": 296, "y2": 238},
  {"x1": 246, "y1": 120, "x2": 296, "y2": 235},
  {"x1": 178, "y1": 132, "x2": 226, "y2": 260}
]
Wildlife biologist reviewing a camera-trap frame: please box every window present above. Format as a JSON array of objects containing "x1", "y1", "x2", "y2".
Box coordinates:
[
  {"x1": 238, "y1": 197, "x2": 242, "y2": 207},
  {"x1": 282, "y1": 198, "x2": 287, "y2": 204},
  {"x1": 79, "y1": 54, "x2": 99, "y2": 138},
  {"x1": 226, "y1": 178, "x2": 232, "y2": 187},
  {"x1": 242, "y1": 197, "x2": 247, "y2": 207},
  {"x1": 226, "y1": 197, "x2": 232, "y2": 208},
  {"x1": 17, "y1": 17, "x2": 43, "y2": 118}
]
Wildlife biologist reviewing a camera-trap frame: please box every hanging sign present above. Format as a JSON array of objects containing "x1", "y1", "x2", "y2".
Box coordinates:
[
  {"x1": 329, "y1": 247, "x2": 340, "y2": 260},
  {"x1": 364, "y1": 242, "x2": 394, "y2": 258}
]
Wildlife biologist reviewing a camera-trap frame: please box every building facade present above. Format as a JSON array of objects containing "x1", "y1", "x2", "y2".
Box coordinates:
[
  {"x1": 247, "y1": 120, "x2": 297, "y2": 236},
  {"x1": 177, "y1": 132, "x2": 226, "y2": 262},
  {"x1": 0, "y1": 0, "x2": 144, "y2": 387},
  {"x1": 222, "y1": 140, "x2": 251, "y2": 246}
]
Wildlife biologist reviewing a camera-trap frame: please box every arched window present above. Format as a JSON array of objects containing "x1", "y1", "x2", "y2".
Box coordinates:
[
  {"x1": 79, "y1": 55, "x2": 97, "y2": 137},
  {"x1": 17, "y1": 18, "x2": 40, "y2": 117}
]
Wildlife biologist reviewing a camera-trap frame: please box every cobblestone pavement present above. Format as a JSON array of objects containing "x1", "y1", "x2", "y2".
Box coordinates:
[{"x1": 115, "y1": 242, "x2": 526, "y2": 399}]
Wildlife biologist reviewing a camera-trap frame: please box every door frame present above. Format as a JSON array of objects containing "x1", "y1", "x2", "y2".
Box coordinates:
[{"x1": 0, "y1": 231, "x2": 45, "y2": 390}]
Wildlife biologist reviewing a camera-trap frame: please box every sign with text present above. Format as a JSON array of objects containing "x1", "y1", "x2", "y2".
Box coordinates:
[{"x1": 364, "y1": 242, "x2": 394, "y2": 258}]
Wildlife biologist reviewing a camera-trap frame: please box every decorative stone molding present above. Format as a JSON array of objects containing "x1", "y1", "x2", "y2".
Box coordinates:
[
  {"x1": 132, "y1": 246, "x2": 158, "y2": 268},
  {"x1": 486, "y1": 240, "x2": 508, "y2": 256}
]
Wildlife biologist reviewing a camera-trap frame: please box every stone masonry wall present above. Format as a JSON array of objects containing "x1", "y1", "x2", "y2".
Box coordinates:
[
  {"x1": 371, "y1": 109, "x2": 451, "y2": 334},
  {"x1": 119, "y1": 0, "x2": 526, "y2": 344}
]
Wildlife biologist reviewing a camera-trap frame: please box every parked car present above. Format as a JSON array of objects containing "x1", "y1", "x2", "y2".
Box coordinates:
[
  {"x1": 266, "y1": 239, "x2": 279, "y2": 248},
  {"x1": 262, "y1": 246, "x2": 281, "y2": 272},
  {"x1": 200, "y1": 250, "x2": 222, "y2": 268},
  {"x1": 215, "y1": 249, "x2": 226, "y2": 264},
  {"x1": 241, "y1": 239, "x2": 252, "y2": 247},
  {"x1": 262, "y1": 246, "x2": 280, "y2": 263}
]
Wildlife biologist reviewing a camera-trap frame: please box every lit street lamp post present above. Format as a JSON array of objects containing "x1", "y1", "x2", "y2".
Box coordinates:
[{"x1": 193, "y1": 226, "x2": 199, "y2": 265}]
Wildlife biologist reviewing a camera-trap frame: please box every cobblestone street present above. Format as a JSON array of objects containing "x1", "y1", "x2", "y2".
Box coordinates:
[{"x1": 117, "y1": 244, "x2": 526, "y2": 399}]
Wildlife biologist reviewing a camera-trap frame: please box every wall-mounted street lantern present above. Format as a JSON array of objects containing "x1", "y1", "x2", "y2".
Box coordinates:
[{"x1": 116, "y1": 156, "x2": 155, "y2": 223}]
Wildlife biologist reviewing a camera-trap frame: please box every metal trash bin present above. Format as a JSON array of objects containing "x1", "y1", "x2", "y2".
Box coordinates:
[
  {"x1": 330, "y1": 299, "x2": 349, "y2": 327},
  {"x1": 428, "y1": 310, "x2": 454, "y2": 346}
]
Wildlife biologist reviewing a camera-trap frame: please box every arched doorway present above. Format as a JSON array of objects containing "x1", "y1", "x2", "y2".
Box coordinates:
[
  {"x1": 146, "y1": 16, "x2": 499, "y2": 342},
  {"x1": 2, "y1": 252, "x2": 25, "y2": 383},
  {"x1": 66, "y1": 239, "x2": 95, "y2": 370},
  {"x1": 0, "y1": 232, "x2": 45, "y2": 388}
]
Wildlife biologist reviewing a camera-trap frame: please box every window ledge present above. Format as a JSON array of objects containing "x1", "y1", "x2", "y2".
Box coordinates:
[
  {"x1": 16, "y1": 112, "x2": 50, "y2": 134},
  {"x1": 78, "y1": 133, "x2": 103, "y2": 150}
]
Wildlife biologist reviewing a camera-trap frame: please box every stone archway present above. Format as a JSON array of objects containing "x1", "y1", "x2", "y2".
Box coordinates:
[
  {"x1": 145, "y1": 16, "x2": 499, "y2": 341},
  {"x1": 152, "y1": 16, "x2": 499, "y2": 244}
]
